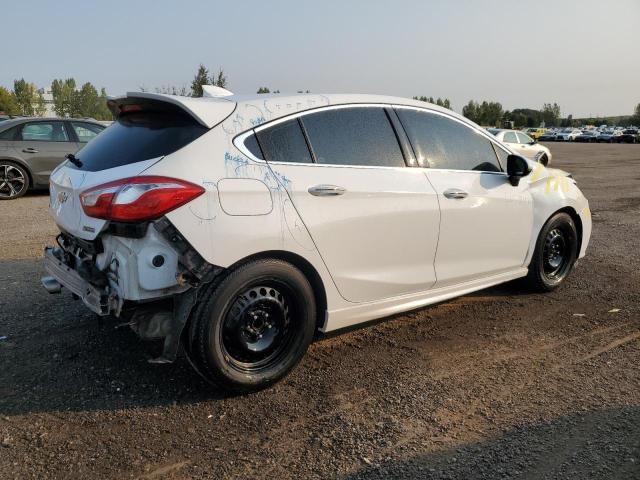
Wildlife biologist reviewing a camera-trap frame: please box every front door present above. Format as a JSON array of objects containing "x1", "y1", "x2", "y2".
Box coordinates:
[
  {"x1": 253, "y1": 106, "x2": 441, "y2": 303},
  {"x1": 396, "y1": 106, "x2": 533, "y2": 288}
]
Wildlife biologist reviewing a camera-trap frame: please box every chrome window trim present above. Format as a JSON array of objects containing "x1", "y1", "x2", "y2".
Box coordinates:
[{"x1": 233, "y1": 102, "x2": 512, "y2": 174}]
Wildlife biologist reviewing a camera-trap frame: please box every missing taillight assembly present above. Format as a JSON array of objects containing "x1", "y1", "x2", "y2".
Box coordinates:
[{"x1": 79, "y1": 176, "x2": 205, "y2": 222}]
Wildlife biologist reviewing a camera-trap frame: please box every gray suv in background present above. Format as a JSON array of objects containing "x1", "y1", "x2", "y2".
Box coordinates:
[{"x1": 0, "y1": 117, "x2": 105, "y2": 199}]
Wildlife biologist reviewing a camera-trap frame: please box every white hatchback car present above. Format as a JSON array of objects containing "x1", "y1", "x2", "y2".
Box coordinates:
[
  {"x1": 42, "y1": 92, "x2": 591, "y2": 391},
  {"x1": 488, "y1": 129, "x2": 552, "y2": 166}
]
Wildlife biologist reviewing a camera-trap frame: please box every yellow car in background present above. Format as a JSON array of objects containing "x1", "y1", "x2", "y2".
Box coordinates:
[{"x1": 523, "y1": 127, "x2": 547, "y2": 140}]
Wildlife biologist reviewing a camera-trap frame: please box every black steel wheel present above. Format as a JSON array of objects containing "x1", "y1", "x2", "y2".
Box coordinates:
[
  {"x1": 0, "y1": 162, "x2": 29, "y2": 200},
  {"x1": 542, "y1": 227, "x2": 571, "y2": 280},
  {"x1": 525, "y1": 212, "x2": 578, "y2": 291},
  {"x1": 539, "y1": 153, "x2": 549, "y2": 166},
  {"x1": 220, "y1": 284, "x2": 294, "y2": 372},
  {"x1": 188, "y1": 259, "x2": 316, "y2": 392}
]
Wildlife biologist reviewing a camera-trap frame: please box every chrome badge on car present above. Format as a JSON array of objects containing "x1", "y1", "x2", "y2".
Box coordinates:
[{"x1": 57, "y1": 191, "x2": 69, "y2": 204}]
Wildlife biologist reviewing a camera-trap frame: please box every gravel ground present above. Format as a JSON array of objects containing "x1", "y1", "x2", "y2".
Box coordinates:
[{"x1": 0, "y1": 143, "x2": 639, "y2": 479}]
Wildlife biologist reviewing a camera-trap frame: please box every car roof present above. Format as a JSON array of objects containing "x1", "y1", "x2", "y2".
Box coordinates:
[
  {"x1": 112, "y1": 91, "x2": 478, "y2": 130},
  {"x1": 0, "y1": 117, "x2": 104, "y2": 131}
]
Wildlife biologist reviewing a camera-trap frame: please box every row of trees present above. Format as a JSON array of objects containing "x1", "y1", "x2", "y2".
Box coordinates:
[
  {"x1": 0, "y1": 79, "x2": 47, "y2": 116},
  {"x1": 461, "y1": 100, "x2": 504, "y2": 126},
  {"x1": 413, "y1": 96, "x2": 451, "y2": 109},
  {"x1": 501, "y1": 103, "x2": 561, "y2": 128},
  {"x1": 0, "y1": 78, "x2": 112, "y2": 120},
  {"x1": 4, "y1": 64, "x2": 639, "y2": 127},
  {"x1": 462, "y1": 100, "x2": 640, "y2": 128},
  {"x1": 50, "y1": 79, "x2": 111, "y2": 119}
]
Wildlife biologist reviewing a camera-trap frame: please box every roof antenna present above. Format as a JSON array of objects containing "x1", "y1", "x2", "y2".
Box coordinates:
[{"x1": 202, "y1": 85, "x2": 234, "y2": 98}]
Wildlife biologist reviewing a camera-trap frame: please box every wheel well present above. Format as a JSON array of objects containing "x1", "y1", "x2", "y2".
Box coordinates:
[
  {"x1": 228, "y1": 250, "x2": 328, "y2": 331},
  {"x1": 0, "y1": 158, "x2": 34, "y2": 190},
  {"x1": 554, "y1": 206, "x2": 583, "y2": 254}
]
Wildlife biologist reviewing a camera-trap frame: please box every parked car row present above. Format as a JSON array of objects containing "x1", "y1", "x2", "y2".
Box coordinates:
[{"x1": 538, "y1": 127, "x2": 639, "y2": 143}]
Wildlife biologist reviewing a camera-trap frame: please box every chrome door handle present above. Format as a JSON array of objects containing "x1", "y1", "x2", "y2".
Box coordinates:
[
  {"x1": 443, "y1": 188, "x2": 468, "y2": 199},
  {"x1": 308, "y1": 184, "x2": 346, "y2": 196},
  {"x1": 22, "y1": 148, "x2": 38, "y2": 153}
]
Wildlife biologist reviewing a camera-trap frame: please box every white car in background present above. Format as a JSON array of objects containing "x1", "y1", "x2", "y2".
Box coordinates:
[
  {"x1": 41, "y1": 92, "x2": 591, "y2": 391},
  {"x1": 556, "y1": 128, "x2": 583, "y2": 141},
  {"x1": 488, "y1": 128, "x2": 552, "y2": 166}
]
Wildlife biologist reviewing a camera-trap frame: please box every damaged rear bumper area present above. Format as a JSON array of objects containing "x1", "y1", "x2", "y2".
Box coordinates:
[
  {"x1": 41, "y1": 218, "x2": 223, "y2": 363},
  {"x1": 42, "y1": 246, "x2": 119, "y2": 316}
]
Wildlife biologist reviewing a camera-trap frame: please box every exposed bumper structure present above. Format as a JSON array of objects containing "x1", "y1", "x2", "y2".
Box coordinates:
[{"x1": 42, "y1": 246, "x2": 118, "y2": 316}]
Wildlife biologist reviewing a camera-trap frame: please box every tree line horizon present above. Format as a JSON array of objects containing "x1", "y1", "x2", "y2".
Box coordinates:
[{"x1": 1, "y1": 64, "x2": 639, "y2": 127}]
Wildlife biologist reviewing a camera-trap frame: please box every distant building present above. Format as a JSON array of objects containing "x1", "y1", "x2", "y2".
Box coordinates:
[{"x1": 36, "y1": 87, "x2": 56, "y2": 117}]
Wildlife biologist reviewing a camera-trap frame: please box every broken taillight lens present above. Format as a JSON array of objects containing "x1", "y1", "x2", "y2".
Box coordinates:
[{"x1": 79, "y1": 176, "x2": 205, "y2": 222}]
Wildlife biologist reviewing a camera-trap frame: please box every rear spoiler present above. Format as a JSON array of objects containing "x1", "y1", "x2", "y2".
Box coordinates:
[{"x1": 107, "y1": 92, "x2": 236, "y2": 128}]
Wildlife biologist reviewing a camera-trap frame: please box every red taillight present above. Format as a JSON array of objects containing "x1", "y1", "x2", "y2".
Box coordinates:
[{"x1": 79, "y1": 176, "x2": 205, "y2": 222}]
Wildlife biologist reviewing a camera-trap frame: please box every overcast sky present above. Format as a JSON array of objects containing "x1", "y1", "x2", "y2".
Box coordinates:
[{"x1": 2, "y1": 0, "x2": 638, "y2": 117}]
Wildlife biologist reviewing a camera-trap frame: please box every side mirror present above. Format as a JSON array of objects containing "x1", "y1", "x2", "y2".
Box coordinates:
[
  {"x1": 529, "y1": 138, "x2": 537, "y2": 145},
  {"x1": 507, "y1": 154, "x2": 531, "y2": 186}
]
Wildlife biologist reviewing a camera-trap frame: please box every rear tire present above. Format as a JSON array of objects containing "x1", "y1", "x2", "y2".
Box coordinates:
[
  {"x1": 524, "y1": 213, "x2": 578, "y2": 292},
  {"x1": 0, "y1": 161, "x2": 29, "y2": 200},
  {"x1": 187, "y1": 259, "x2": 316, "y2": 392}
]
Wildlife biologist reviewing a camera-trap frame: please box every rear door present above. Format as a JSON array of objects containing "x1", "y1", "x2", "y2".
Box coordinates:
[
  {"x1": 251, "y1": 105, "x2": 440, "y2": 303},
  {"x1": 395, "y1": 107, "x2": 533, "y2": 288},
  {"x1": 18, "y1": 120, "x2": 78, "y2": 186}
]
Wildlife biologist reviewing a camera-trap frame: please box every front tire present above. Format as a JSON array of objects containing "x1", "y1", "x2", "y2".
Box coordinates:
[
  {"x1": 0, "y1": 161, "x2": 29, "y2": 200},
  {"x1": 524, "y1": 213, "x2": 578, "y2": 292},
  {"x1": 187, "y1": 259, "x2": 316, "y2": 392},
  {"x1": 539, "y1": 153, "x2": 549, "y2": 166}
]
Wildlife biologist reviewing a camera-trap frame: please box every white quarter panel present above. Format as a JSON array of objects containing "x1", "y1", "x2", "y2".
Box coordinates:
[
  {"x1": 217, "y1": 178, "x2": 273, "y2": 216},
  {"x1": 426, "y1": 170, "x2": 533, "y2": 287},
  {"x1": 268, "y1": 164, "x2": 440, "y2": 303}
]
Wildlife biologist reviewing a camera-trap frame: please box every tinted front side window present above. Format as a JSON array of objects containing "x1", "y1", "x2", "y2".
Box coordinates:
[
  {"x1": 256, "y1": 119, "x2": 312, "y2": 164},
  {"x1": 301, "y1": 107, "x2": 405, "y2": 167},
  {"x1": 71, "y1": 112, "x2": 207, "y2": 172},
  {"x1": 396, "y1": 109, "x2": 501, "y2": 172},
  {"x1": 21, "y1": 122, "x2": 69, "y2": 142}
]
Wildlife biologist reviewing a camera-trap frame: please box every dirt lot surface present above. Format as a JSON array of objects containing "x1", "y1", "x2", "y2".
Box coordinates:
[{"x1": 1, "y1": 143, "x2": 639, "y2": 479}]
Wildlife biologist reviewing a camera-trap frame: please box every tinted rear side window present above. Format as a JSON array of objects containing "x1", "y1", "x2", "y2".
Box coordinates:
[
  {"x1": 301, "y1": 107, "x2": 405, "y2": 167},
  {"x1": 396, "y1": 109, "x2": 501, "y2": 172},
  {"x1": 256, "y1": 119, "x2": 312, "y2": 164},
  {"x1": 243, "y1": 133, "x2": 264, "y2": 160},
  {"x1": 71, "y1": 112, "x2": 207, "y2": 171}
]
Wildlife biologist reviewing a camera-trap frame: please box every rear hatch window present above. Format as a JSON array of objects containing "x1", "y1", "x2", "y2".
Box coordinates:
[{"x1": 70, "y1": 111, "x2": 208, "y2": 172}]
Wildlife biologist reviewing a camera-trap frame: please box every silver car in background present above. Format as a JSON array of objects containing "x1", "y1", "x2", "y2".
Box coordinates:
[{"x1": 0, "y1": 117, "x2": 105, "y2": 199}]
